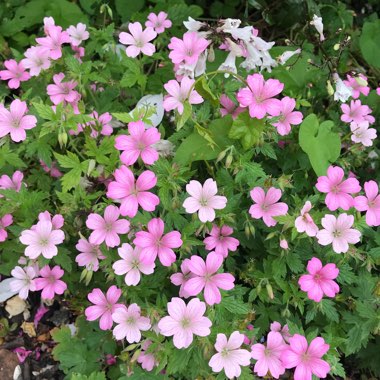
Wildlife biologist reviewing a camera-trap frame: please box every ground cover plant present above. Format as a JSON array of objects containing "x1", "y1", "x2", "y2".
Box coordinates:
[{"x1": 0, "y1": 0, "x2": 379, "y2": 379}]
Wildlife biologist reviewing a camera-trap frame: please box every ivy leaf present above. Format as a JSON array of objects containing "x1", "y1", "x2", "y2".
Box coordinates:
[
  {"x1": 359, "y1": 20, "x2": 380, "y2": 68},
  {"x1": 299, "y1": 114, "x2": 340, "y2": 176}
]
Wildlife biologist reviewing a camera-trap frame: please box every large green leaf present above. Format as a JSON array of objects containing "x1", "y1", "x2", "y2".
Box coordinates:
[
  {"x1": 174, "y1": 116, "x2": 233, "y2": 165},
  {"x1": 298, "y1": 114, "x2": 341, "y2": 176},
  {"x1": 360, "y1": 20, "x2": 380, "y2": 68}
]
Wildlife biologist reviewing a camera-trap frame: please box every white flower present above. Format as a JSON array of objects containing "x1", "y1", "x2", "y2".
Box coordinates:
[
  {"x1": 183, "y1": 17, "x2": 204, "y2": 31},
  {"x1": 333, "y1": 73, "x2": 352, "y2": 102},
  {"x1": 10, "y1": 266, "x2": 37, "y2": 299},
  {"x1": 217, "y1": 18, "x2": 241, "y2": 32},
  {"x1": 350, "y1": 121, "x2": 377, "y2": 147},
  {"x1": 152, "y1": 140, "x2": 175, "y2": 157},
  {"x1": 310, "y1": 14, "x2": 325, "y2": 41},
  {"x1": 277, "y1": 48, "x2": 301, "y2": 65}
]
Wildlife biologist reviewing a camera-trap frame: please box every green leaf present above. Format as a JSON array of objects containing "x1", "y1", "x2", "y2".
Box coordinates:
[
  {"x1": 71, "y1": 372, "x2": 106, "y2": 380},
  {"x1": 120, "y1": 71, "x2": 137, "y2": 88},
  {"x1": 54, "y1": 151, "x2": 81, "y2": 169},
  {"x1": 319, "y1": 299, "x2": 339, "y2": 323},
  {"x1": 360, "y1": 20, "x2": 380, "y2": 68},
  {"x1": 194, "y1": 77, "x2": 218, "y2": 106},
  {"x1": 112, "y1": 113, "x2": 132, "y2": 123},
  {"x1": 298, "y1": 114, "x2": 341, "y2": 176},
  {"x1": 220, "y1": 297, "x2": 250, "y2": 315},
  {"x1": 33, "y1": 103, "x2": 54, "y2": 120},
  {"x1": 176, "y1": 102, "x2": 192, "y2": 130}
]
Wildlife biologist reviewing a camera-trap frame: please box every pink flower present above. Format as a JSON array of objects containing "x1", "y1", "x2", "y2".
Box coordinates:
[
  {"x1": 170, "y1": 259, "x2": 194, "y2": 298},
  {"x1": 350, "y1": 121, "x2": 377, "y2": 147},
  {"x1": 67, "y1": 23, "x2": 89, "y2": 46},
  {"x1": 10, "y1": 266, "x2": 37, "y2": 299},
  {"x1": 112, "y1": 303, "x2": 151, "y2": 342},
  {"x1": 85, "y1": 286, "x2": 123, "y2": 330},
  {"x1": 137, "y1": 340, "x2": 157, "y2": 371},
  {"x1": 34, "y1": 305, "x2": 49, "y2": 328},
  {"x1": 0, "y1": 214, "x2": 13, "y2": 242},
  {"x1": 343, "y1": 74, "x2": 370, "y2": 99},
  {"x1": 115, "y1": 121, "x2": 161, "y2": 166},
  {"x1": 281, "y1": 334, "x2": 330, "y2": 380},
  {"x1": 340, "y1": 100, "x2": 375, "y2": 124},
  {"x1": 112, "y1": 243, "x2": 155, "y2": 285},
  {"x1": 34, "y1": 265, "x2": 67, "y2": 300},
  {"x1": 209, "y1": 331, "x2": 251, "y2": 379},
  {"x1": 78, "y1": 111, "x2": 113, "y2": 137},
  {"x1": 184, "y1": 252, "x2": 235, "y2": 305},
  {"x1": 133, "y1": 218, "x2": 182, "y2": 266},
  {"x1": 251, "y1": 331, "x2": 287, "y2": 379},
  {"x1": 86, "y1": 205, "x2": 130, "y2": 248},
  {"x1": 183, "y1": 179, "x2": 227, "y2": 223},
  {"x1": 36, "y1": 25, "x2": 70, "y2": 60},
  {"x1": 271, "y1": 96, "x2": 303, "y2": 135},
  {"x1": 279, "y1": 238, "x2": 289, "y2": 250},
  {"x1": 0, "y1": 99, "x2": 37, "y2": 142},
  {"x1": 19, "y1": 220, "x2": 65, "y2": 259},
  {"x1": 354, "y1": 180, "x2": 380, "y2": 227},
  {"x1": 13, "y1": 347, "x2": 32, "y2": 363},
  {"x1": 204, "y1": 225, "x2": 239, "y2": 258},
  {"x1": 158, "y1": 297, "x2": 212, "y2": 349},
  {"x1": 47, "y1": 73, "x2": 79, "y2": 105},
  {"x1": 294, "y1": 201, "x2": 319, "y2": 236},
  {"x1": 219, "y1": 94, "x2": 244, "y2": 119},
  {"x1": 23, "y1": 46, "x2": 51, "y2": 76},
  {"x1": 249, "y1": 187, "x2": 288, "y2": 227},
  {"x1": 299, "y1": 258, "x2": 339, "y2": 302},
  {"x1": 168, "y1": 31, "x2": 209, "y2": 65},
  {"x1": 270, "y1": 322, "x2": 291, "y2": 343},
  {"x1": 0, "y1": 59, "x2": 30, "y2": 89},
  {"x1": 163, "y1": 77, "x2": 204, "y2": 115},
  {"x1": 106, "y1": 166, "x2": 160, "y2": 218},
  {"x1": 37, "y1": 210, "x2": 64, "y2": 229},
  {"x1": 146, "y1": 12, "x2": 172, "y2": 34},
  {"x1": 75, "y1": 237, "x2": 105, "y2": 271},
  {"x1": 316, "y1": 213, "x2": 361, "y2": 253},
  {"x1": 119, "y1": 22, "x2": 157, "y2": 57},
  {"x1": 0, "y1": 171, "x2": 23, "y2": 193},
  {"x1": 316, "y1": 166, "x2": 361, "y2": 211},
  {"x1": 40, "y1": 160, "x2": 63, "y2": 178},
  {"x1": 237, "y1": 73, "x2": 284, "y2": 119},
  {"x1": 71, "y1": 45, "x2": 85, "y2": 62},
  {"x1": 43, "y1": 16, "x2": 55, "y2": 34}
]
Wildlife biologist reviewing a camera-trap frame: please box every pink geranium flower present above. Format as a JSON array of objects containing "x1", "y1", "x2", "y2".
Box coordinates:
[
  {"x1": 183, "y1": 179, "x2": 227, "y2": 223},
  {"x1": 271, "y1": 96, "x2": 303, "y2": 135},
  {"x1": 316, "y1": 213, "x2": 361, "y2": 253},
  {"x1": 316, "y1": 165, "x2": 361, "y2": 211},
  {"x1": 37, "y1": 210, "x2": 64, "y2": 229},
  {"x1": 294, "y1": 201, "x2": 319, "y2": 237},
  {"x1": 0, "y1": 171, "x2": 23, "y2": 193},
  {"x1": 40, "y1": 160, "x2": 63, "y2": 178},
  {"x1": 209, "y1": 331, "x2": 251, "y2": 379},
  {"x1": 281, "y1": 334, "x2": 330, "y2": 380},
  {"x1": 22, "y1": 46, "x2": 51, "y2": 76},
  {"x1": 119, "y1": 22, "x2": 157, "y2": 57},
  {"x1": 340, "y1": 100, "x2": 375, "y2": 124},
  {"x1": 133, "y1": 218, "x2": 182, "y2": 266},
  {"x1": 163, "y1": 77, "x2": 204, "y2": 115},
  {"x1": 184, "y1": 252, "x2": 235, "y2": 305},
  {"x1": 170, "y1": 259, "x2": 194, "y2": 298},
  {"x1": 237, "y1": 73, "x2": 284, "y2": 119},
  {"x1": 0, "y1": 99, "x2": 37, "y2": 142},
  {"x1": 168, "y1": 31, "x2": 209, "y2": 65},
  {"x1": 67, "y1": 23, "x2": 89, "y2": 46},
  {"x1": 350, "y1": 121, "x2": 377, "y2": 147},
  {"x1": 34, "y1": 265, "x2": 67, "y2": 300},
  {"x1": 0, "y1": 214, "x2": 13, "y2": 242},
  {"x1": 203, "y1": 224, "x2": 240, "y2": 258},
  {"x1": 343, "y1": 74, "x2": 370, "y2": 99},
  {"x1": 354, "y1": 180, "x2": 380, "y2": 227},
  {"x1": 146, "y1": 12, "x2": 172, "y2": 34},
  {"x1": 106, "y1": 166, "x2": 160, "y2": 218},
  {"x1": 270, "y1": 321, "x2": 292, "y2": 343},
  {"x1": 77, "y1": 111, "x2": 113, "y2": 137},
  {"x1": 19, "y1": 220, "x2": 65, "y2": 259},
  {"x1": 251, "y1": 331, "x2": 287, "y2": 379},
  {"x1": 158, "y1": 297, "x2": 212, "y2": 349},
  {"x1": 113, "y1": 243, "x2": 155, "y2": 285},
  {"x1": 85, "y1": 286, "x2": 123, "y2": 330},
  {"x1": 36, "y1": 25, "x2": 70, "y2": 60},
  {"x1": 115, "y1": 121, "x2": 161, "y2": 166},
  {"x1": 137, "y1": 340, "x2": 157, "y2": 371},
  {"x1": 249, "y1": 187, "x2": 288, "y2": 227},
  {"x1": 299, "y1": 257, "x2": 339, "y2": 302},
  {"x1": 10, "y1": 266, "x2": 37, "y2": 299},
  {"x1": 112, "y1": 303, "x2": 151, "y2": 342},
  {"x1": 0, "y1": 60, "x2": 30, "y2": 89},
  {"x1": 86, "y1": 205, "x2": 130, "y2": 248},
  {"x1": 47, "y1": 73, "x2": 79, "y2": 105},
  {"x1": 75, "y1": 237, "x2": 105, "y2": 271},
  {"x1": 219, "y1": 94, "x2": 244, "y2": 119}
]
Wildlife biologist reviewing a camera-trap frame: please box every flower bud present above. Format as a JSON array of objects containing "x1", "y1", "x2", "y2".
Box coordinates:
[
  {"x1": 58, "y1": 132, "x2": 68, "y2": 147},
  {"x1": 326, "y1": 80, "x2": 334, "y2": 96},
  {"x1": 333, "y1": 43, "x2": 340, "y2": 51},
  {"x1": 225, "y1": 153, "x2": 233, "y2": 168},
  {"x1": 266, "y1": 283, "x2": 274, "y2": 299}
]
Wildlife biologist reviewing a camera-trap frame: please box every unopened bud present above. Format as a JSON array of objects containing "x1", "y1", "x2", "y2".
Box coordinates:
[
  {"x1": 131, "y1": 349, "x2": 141, "y2": 363},
  {"x1": 87, "y1": 159, "x2": 96, "y2": 176},
  {"x1": 225, "y1": 153, "x2": 233, "y2": 168},
  {"x1": 208, "y1": 46, "x2": 215, "y2": 62},
  {"x1": 216, "y1": 149, "x2": 227, "y2": 163},
  {"x1": 245, "y1": 225, "x2": 250, "y2": 238},
  {"x1": 58, "y1": 132, "x2": 68, "y2": 147},
  {"x1": 266, "y1": 283, "x2": 274, "y2": 299},
  {"x1": 355, "y1": 76, "x2": 368, "y2": 87},
  {"x1": 326, "y1": 80, "x2": 334, "y2": 96},
  {"x1": 333, "y1": 43, "x2": 340, "y2": 51}
]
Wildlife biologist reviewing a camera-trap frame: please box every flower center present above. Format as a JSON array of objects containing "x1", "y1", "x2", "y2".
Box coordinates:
[
  {"x1": 48, "y1": 275, "x2": 56, "y2": 284},
  {"x1": 131, "y1": 259, "x2": 139, "y2": 269},
  {"x1": 181, "y1": 318, "x2": 191, "y2": 328},
  {"x1": 331, "y1": 185, "x2": 340, "y2": 194},
  {"x1": 332, "y1": 229, "x2": 341, "y2": 238},
  {"x1": 126, "y1": 316, "x2": 136, "y2": 325},
  {"x1": 221, "y1": 348, "x2": 230, "y2": 358},
  {"x1": 11, "y1": 118, "x2": 21, "y2": 129},
  {"x1": 105, "y1": 222, "x2": 114, "y2": 232},
  {"x1": 301, "y1": 352, "x2": 311, "y2": 363},
  {"x1": 199, "y1": 198, "x2": 208, "y2": 207},
  {"x1": 39, "y1": 238, "x2": 49, "y2": 247},
  {"x1": 135, "y1": 40, "x2": 144, "y2": 48}
]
